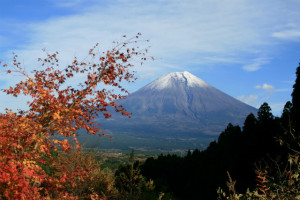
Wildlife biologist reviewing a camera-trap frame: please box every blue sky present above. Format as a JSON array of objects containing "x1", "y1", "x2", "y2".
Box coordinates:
[{"x1": 0, "y1": 0, "x2": 300, "y2": 116}]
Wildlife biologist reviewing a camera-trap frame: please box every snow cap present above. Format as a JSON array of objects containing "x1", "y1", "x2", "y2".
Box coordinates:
[{"x1": 146, "y1": 71, "x2": 209, "y2": 90}]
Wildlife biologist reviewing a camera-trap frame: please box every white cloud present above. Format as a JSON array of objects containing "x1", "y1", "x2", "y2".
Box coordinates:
[
  {"x1": 242, "y1": 63, "x2": 261, "y2": 72},
  {"x1": 272, "y1": 29, "x2": 300, "y2": 41},
  {"x1": 237, "y1": 94, "x2": 259, "y2": 107},
  {"x1": 5, "y1": 0, "x2": 299, "y2": 71},
  {"x1": 255, "y1": 83, "x2": 275, "y2": 94},
  {"x1": 1, "y1": 0, "x2": 300, "y2": 111},
  {"x1": 238, "y1": 94, "x2": 285, "y2": 116},
  {"x1": 242, "y1": 57, "x2": 270, "y2": 72}
]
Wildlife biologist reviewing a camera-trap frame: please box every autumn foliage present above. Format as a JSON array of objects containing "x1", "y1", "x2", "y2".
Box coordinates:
[{"x1": 0, "y1": 34, "x2": 149, "y2": 199}]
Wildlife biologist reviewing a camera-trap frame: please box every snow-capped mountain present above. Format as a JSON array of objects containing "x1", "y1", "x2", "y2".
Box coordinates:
[
  {"x1": 145, "y1": 71, "x2": 209, "y2": 90},
  {"x1": 99, "y1": 71, "x2": 257, "y2": 137}
]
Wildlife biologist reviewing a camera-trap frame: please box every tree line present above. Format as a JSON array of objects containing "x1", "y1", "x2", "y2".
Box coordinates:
[{"x1": 136, "y1": 63, "x2": 300, "y2": 199}]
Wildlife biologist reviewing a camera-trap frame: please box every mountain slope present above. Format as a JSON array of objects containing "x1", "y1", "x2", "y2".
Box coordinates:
[{"x1": 102, "y1": 71, "x2": 257, "y2": 135}]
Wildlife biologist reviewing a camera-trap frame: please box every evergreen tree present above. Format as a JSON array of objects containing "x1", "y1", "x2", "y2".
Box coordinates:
[
  {"x1": 250, "y1": 103, "x2": 285, "y2": 164},
  {"x1": 291, "y1": 63, "x2": 300, "y2": 135},
  {"x1": 278, "y1": 100, "x2": 299, "y2": 155},
  {"x1": 281, "y1": 101, "x2": 293, "y2": 132},
  {"x1": 218, "y1": 64, "x2": 300, "y2": 200},
  {"x1": 186, "y1": 149, "x2": 192, "y2": 158},
  {"x1": 242, "y1": 113, "x2": 258, "y2": 163},
  {"x1": 218, "y1": 123, "x2": 242, "y2": 145},
  {"x1": 243, "y1": 113, "x2": 257, "y2": 136},
  {"x1": 115, "y1": 151, "x2": 155, "y2": 200},
  {"x1": 257, "y1": 102, "x2": 273, "y2": 122}
]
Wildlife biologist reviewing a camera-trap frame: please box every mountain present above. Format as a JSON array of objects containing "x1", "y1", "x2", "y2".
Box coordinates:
[{"x1": 88, "y1": 71, "x2": 257, "y2": 151}]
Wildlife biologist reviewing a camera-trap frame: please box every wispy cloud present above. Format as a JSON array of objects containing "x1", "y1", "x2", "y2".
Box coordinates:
[
  {"x1": 1, "y1": 0, "x2": 300, "y2": 112},
  {"x1": 239, "y1": 83, "x2": 278, "y2": 112},
  {"x1": 237, "y1": 94, "x2": 283, "y2": 116},
  {"x1": 281, "y1": 80, "x2": 295, "y2": 84},
  {"x1": 242, "y1": 57, "x2": 270, "y2": 72},
  {"x1": 255, "y1": 83, "x2": 275, "y2": 94},
  {"x1": 3, "y1": 0, "x2": 299, "y2": 73},
  {"x1": 139, "y1": 72, "x2": 156, "y2": 80},
  {"x1": 275, "y1": 88, "x2": 291, "y2": 92},
  {"x1": 272, "y1": 29, "x2": 300, "y2": 41},
  {"x1": 242, "y1": 63, "x2": 261, "y2": 72},
  {"x1": 237, "y1": 94, "x2": 259, "y2": 107}
]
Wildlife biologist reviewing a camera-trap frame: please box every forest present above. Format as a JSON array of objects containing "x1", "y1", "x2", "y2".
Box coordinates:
[{"x1": 0, "y1": 35, "x2": 299, "y2": 199}]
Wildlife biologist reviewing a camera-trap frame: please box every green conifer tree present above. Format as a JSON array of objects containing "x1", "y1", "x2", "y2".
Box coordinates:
[
  {"x1": 115, "y1": 151, "x2": 155, "y2": 200},
  {"x1": 243, "y1": 113, "x2": 257, "y2": 136},
  {"x1": 257, "y1": 102, "x2": 273, "y2": 122},
  {"x1": 281, "y1": 101, "x2": 293, "y2": 132},
  {"x1": 291, "y1": 63, "x2": 300, "y2": 135}
]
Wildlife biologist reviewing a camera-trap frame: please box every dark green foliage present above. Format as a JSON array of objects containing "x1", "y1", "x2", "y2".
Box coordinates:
[
  {"x1": 110, "y1": 61, "x2": 300, "y2": 200},
  {"x1": 291, "y1": 63, "x2": 300, "y2": 135},
  {"x1": 114, "y1": 151, "x2": 157, "y2": 200},
  {"x1": 242, "y1": 113, "x2": 257, "y2": 136},
  {"x1": 140, "y1": 103, "x2": 288, "y2": 199},
  {"x1": 218, "y1": 123, "x2": 242, "y2": 145},
  {"x1": 217, "y1": 65, "x2": 300, "y2": 199},
  {"x1": 279, "y1": 101, "x2": 299, "y2": 152},
  {"x1": 257, "y1": 102, "x2": 273, "y2": 122},
  {"x1": 281, "y1": 101, "x2": 293, "y2": 132}
]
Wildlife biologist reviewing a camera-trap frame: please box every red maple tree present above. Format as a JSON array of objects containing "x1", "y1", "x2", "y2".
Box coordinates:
[{"x1": 0, "y1": 34, "x2": 150, "y2": 199}]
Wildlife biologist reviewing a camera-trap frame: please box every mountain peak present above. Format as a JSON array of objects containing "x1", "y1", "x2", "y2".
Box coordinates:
[
  {"x1": 97, "y1": 70, "x2": 258, "y2": 150},
  {"x1": 145, "y1": 71, "x2": 210, "y2": 90}
]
